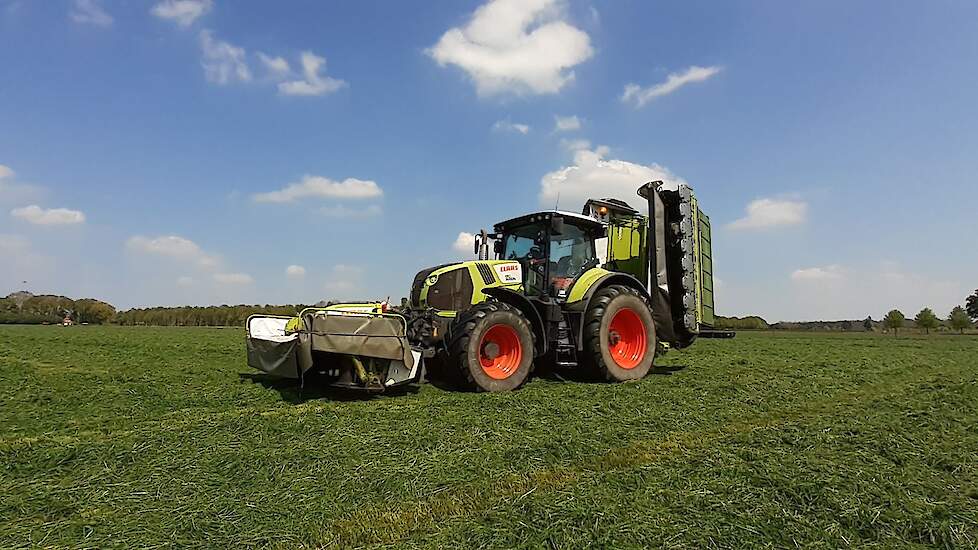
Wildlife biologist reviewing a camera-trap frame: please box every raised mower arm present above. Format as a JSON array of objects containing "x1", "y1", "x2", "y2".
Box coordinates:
[{"x1": 637, "y1": 180, "x2": 724, "y2": 347}]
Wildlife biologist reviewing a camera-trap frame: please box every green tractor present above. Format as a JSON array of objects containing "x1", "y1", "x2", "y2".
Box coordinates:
[{"x1": 246, "y1": 181, "x2": 728, "y2": 392}]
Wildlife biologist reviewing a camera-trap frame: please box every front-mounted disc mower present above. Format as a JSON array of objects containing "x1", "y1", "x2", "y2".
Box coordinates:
[{"x1": 246, "y1": 181, "x2": 731, "y2": 392}]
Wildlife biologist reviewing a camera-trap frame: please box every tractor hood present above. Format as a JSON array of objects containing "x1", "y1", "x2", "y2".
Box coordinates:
[
  {"x1": 409, "y1": 260, "x2": 523, "y2": 311},
  {"x1": 409, "y1": 263, "x2": 458, "y2": 307}
]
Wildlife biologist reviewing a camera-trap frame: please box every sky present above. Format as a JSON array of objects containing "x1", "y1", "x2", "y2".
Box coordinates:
[{"x1": 1, "y1": 0, "x2": 976, "y2": 322}]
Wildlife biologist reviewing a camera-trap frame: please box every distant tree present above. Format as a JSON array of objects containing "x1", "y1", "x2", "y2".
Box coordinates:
[
  {"x1": 74, "y1": 298, "x2": 116, "y2": 324},
  {"x1": 949, "y1": 306, "x2": 973, "y2": 334},
  {"x1": 914, "y1": 308, "x2": 939, "y2": 335},
  {"x1": 967, "y1": 289, "x2": 978, "y2": 321},
  {"x1": 883, "y1": 309, "x2": 905, "y2": 335},
  {"x1": 862, "y1": 316, "x2": 873, "y2": 331}
]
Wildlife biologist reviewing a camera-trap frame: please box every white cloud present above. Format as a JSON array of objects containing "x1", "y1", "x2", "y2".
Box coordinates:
[
  {"x1": 791, "y1": 265, "x2": 845, "y2": 282},
  {"x1": 622, "y1": 66, "x2": 722, "y2": 108},
  {"x1": 126, "y1": 235, "x2": 219, "y2": 268},
  {"x1": 151, "y1": 0, "x2": 211, "y2": 27},
  {"x1": 427, "y1": 0, "x2": 594, "y2": 96},
  {"x1": 492, "y1": 119, "x2": 530, "y2": 134},
  {"x1": 199, "y1": 30, "x2": 251, "y2": 85},
  {"x1": 11, "y1": 205, "x2": 86, "y2": 226},
  {"x1": 320, "y1": 204, "x2": 383, "y2": 219},
  {"x1": 253, "y1": 175, "x2": 383, "y2": 203},
  {"x1": 728, "y1": 198, "x2": 807, "y2": 230},
  {"x1": 286, "y1": 264, "x2": 306, "y2": 279},
  {"x1": 176, "y1": 276, "x2": 195, "y2": 286},
  {"x1": 278, "y1": 51, "x2": 346, "y2": 97},
  {"x1": 70, "y1": 0, "x2": 113, "y2": 27},
  {"x1": 453, "y1": 231, "x2": 476, "y2": 254},
  {"x1": 214, "y1": 272, "x2": 253, "y2": 285},
  {"x1": 554, "y1": 115, "x2": 581, "y2": 132},
  {"x1": 258, "y1": 53, "x2": 290, "y2": 76},
  {"x1": 197, "y1": 40, "x2": 342, "y2": 97},
  {"x1": 539, "y1": 146, "x2": 686, "y2": 212},
  {"x1": 0, "y1": 165, "x2": 14, "y2": 179}
]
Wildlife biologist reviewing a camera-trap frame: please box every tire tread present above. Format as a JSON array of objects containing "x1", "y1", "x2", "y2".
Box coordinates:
[
  {"x1": 581, "y1": 285, "x2": 653, "y2": 381},
  {"x1": 446, "y1": 301, "x2": 533, "y2": 391}
]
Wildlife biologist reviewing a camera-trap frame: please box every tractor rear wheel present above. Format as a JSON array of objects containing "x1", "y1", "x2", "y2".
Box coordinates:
[
  {"x1": 582, "y1": 285, "x2": 656, "y2": 382},
  {"x1": 447, "y1": 302, "x2": 535, "y2": 392}
]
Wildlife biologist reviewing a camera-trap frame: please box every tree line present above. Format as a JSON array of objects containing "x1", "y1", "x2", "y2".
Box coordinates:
[
  {"x1": 4, "y1": 288, "x2": 978, "y2": 330},
  {"x1": 0, "y1": 293, "x2": 116, "y2": 325},
  {"x1": 0, "y1": 292, "x2": 309, "y2": 327},
  {"x1": 114, "y1": 304, "x2": 310, "y2": 327},
  {"x1": 716, "y1": 288, "x2": 978, "y2": 334},
  {"x1": 883, "y1": 304, "x2": 975, "y2": 335}
]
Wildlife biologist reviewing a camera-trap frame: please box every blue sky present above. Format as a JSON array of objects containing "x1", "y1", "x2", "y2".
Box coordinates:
[{"x1": 1, "y1": 0, "x2": 976, "y2": 321}]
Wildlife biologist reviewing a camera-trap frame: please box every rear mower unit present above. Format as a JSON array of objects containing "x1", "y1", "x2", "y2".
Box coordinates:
[{"x1": 247, "y1": 181, "x2": 728, "y2": 392}]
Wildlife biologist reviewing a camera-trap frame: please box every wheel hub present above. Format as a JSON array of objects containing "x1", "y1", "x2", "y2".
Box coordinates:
[{"x1": 481, "y1": 341, "x2": 500, "y2": 360}]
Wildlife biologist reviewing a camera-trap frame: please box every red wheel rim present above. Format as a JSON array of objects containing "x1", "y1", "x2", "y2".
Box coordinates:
[
  {"x1": 608, "y1": 307, "x2": 647, "y2": 369},
  {"x1": 478, "y1": 324, "x2": 523, "y2": 380}
]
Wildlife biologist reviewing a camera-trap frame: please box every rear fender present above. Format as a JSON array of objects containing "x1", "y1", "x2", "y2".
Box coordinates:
[
  {"x1": 569, "y1": 272, "x2": 652, "y2": 311},
  {"x1": 481, "y1": 287, "x2": 547, "y2": 356}
]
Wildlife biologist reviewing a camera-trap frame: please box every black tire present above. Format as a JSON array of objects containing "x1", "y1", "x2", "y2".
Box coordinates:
[
  {"x1": 446, "y1": 302, "x2": 535, "y2": 392},
  {"x1": 582, "y1": 285, "x2": 656, "y2": 382}
]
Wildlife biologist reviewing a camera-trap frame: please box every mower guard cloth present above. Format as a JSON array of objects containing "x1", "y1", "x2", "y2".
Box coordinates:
[
  {"x1": 305, "y1": 311, "x2": 416, "y2": 371},
  {"x1": 248, "y1": 316, "x2": 296, "y2": 342},
  {"x1": 246, "y1": 315, "x2": 300, "y2": 378}
]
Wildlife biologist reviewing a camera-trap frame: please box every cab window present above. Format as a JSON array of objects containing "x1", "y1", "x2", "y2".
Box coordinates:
[
  {"x1": 501, "y1": 225, "x2": 546, "y2": 295},
  {"x1": 550, "y1": 223, "x2": 595, "y2": 290}
]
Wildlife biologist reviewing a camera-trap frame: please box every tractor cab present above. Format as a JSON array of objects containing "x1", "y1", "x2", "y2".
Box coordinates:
[{"x1": 490, "y1": 211, "x2": 605, "y2": 301}]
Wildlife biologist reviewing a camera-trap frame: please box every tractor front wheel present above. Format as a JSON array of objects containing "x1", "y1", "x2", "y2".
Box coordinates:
[
  {"x1": 582, "y1": 285, "x2": 656, "y2": 381},
  {"x1": 447, "y1": 302, "x2": 535, "y2": 392}
]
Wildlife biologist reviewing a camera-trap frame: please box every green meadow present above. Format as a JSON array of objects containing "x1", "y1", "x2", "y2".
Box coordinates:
[{"x1": 1, "y1": 326, "x2": 976, "y2": 548}]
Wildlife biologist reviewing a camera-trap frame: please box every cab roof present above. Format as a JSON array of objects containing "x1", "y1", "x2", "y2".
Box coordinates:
[{"x1": 493, "y1": 210, "x2": 605, "y2": 234}]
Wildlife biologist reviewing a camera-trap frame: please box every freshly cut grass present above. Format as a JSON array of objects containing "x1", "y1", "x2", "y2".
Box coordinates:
[{"x1": 1, "y1": 326, "x2": 976, "y2": 548}]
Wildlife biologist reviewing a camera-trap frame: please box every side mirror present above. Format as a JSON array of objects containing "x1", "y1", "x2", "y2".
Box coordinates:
[
  {"x1": 475, "y1": 228, "x2": 490, "y2": 259},
  {"x1": 551, "y1": 216, "x2": 565, "y2": 235}
]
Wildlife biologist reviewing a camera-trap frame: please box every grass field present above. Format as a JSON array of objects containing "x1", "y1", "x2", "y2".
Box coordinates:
[{"x1": 1, "y1": 326, "x2": 976, "y2": 548}]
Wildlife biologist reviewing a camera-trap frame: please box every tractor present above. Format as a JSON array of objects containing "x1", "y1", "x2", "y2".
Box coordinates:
[{"x1": 246, "y1": 181, "x2": 728, "y2": 392}]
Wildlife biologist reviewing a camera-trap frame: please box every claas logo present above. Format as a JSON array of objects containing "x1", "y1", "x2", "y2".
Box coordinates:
[{"x1": 498, "y1": 264, "x2": 519, "y2": 272}]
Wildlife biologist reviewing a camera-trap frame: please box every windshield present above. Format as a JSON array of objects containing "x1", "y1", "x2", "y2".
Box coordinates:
[{"x1": 500, "y1": 220, "x2": 596, "y2": 297}]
